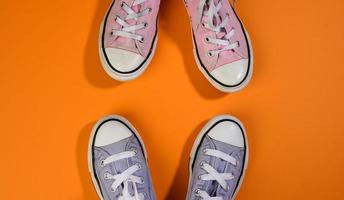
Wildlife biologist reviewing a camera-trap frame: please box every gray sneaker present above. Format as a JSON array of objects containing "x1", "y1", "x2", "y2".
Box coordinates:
[
  {"x1": 88, "y1": 115, "x2": 156, "y2": 200},
  {"x1": 187, "y1": 115, "x2": 249, "y2": 200}
]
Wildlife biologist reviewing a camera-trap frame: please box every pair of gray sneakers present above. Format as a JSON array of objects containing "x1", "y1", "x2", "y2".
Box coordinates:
[{"x1": 88, "y1": 114, "x2": 248, "y2": 200}]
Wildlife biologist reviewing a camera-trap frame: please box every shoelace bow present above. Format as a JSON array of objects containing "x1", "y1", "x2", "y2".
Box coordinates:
[
  {"x1": 197, "y1": 0, "x2": 239, "y2": 56},
  {"x1": 195, "y1": 148, "x2": 238, "y2": 200},
  {"x1": 112, "y1": 0, "x2": 151, "y2": 42},
  {"x1": 101, "y1": 150, "x2": 145, "y2": 200}
]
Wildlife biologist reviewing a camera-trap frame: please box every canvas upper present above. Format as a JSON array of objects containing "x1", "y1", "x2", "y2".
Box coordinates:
[
  {"x1": 100, "y1": 0, "x2": 160, "y2": 80},
  {"x1": 184, "y1": 0, "x2": 252, "y2": 90},
  {"x1": 89, "y1": 116, "x2": 156, "y2": 200},
  {"x1": 187, "y1": 116, "x2": 248, "y2": 200}
]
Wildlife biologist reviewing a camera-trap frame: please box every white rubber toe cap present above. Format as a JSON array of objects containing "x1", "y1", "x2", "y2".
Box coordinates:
[
  {"x1": 210, "y1": 59, "x2": 249, "y2": 86},
  {"x1": 94, "y1": 120, "x2": 133, "y2": 147},
  {"x1": 208, "y1": 121, "x2": 245, "y2": 147},
  {"x1": 105, "y1": 48, "x2": 144, "y2": 72}
]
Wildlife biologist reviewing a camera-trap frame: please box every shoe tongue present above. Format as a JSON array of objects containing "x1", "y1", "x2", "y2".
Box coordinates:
[
  {"x1": 114, "y1": 152, "x2": 134, "y2": 194},
  {"x1": 206, "y1": 155, "x2": 227, "y2": 197},
  {"x1": 124, "y1": 0, "x2": 145, "y2": 20},
  {"x1": 131, "y1": 2, "x2": 142, "y2": 13},
  {"x1": 101, "y1": 138, "x2": 137, "y2": 197},
  {"x1": 113, "y1": 0, "x2": 143, "y2": 55},
  {"x1": 215, "y1": 151, "x2": 241, "y2": 200},
  {"x1": 202, "y1": 1, "x2": 227, "y2": 38}
]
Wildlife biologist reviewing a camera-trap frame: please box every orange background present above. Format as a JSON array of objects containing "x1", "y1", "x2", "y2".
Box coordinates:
[{"x1": 1, "y1": 0, "x2": 344, "y2": 199}]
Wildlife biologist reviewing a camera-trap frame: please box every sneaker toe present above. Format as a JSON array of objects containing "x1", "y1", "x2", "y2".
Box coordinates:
[
  {"x1": 210, "y1": 59, "x2": 249, "y2": 86},
  {"x1": 94, "y1": 120, "x2": 132, "y2": 147},
  {"x1": 105, "y1": 48, "x2": 145, "y2": 73},
  {"x1": 208, "y1": 120, "x2": 245, "y2": 148}
]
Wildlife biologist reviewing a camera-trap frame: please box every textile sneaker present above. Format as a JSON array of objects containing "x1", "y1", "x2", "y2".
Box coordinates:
[
  {"x1": 88, "y1": 115, "x2": 156, "y2": 200},
  {"x1": 99, "y1": 0, "x2": 160, "y2": 81},
  {"x1": 187, "y1": 114, "x2": 249, "y2": 200},
  {"x1": 184, "y1": 0, "x2": 253, "y2": 92}
]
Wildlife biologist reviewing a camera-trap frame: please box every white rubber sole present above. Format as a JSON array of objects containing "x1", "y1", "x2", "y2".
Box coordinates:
[
  {"x1": 87, "y1": 115, "x2": 149, "y2": 200},
  {"x1": 98, "y1": 1, "x2": 158, "y2": 82},
  {"x1": 187, "y1": 114, "x2": 249, "y2": 200},
  {"x1": 187, "y1": 6, "x2": 254, "y2": 93}
]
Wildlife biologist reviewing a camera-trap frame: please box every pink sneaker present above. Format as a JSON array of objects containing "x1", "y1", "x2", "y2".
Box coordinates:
[
  {"x1": 184, "y1": 0, "x2": 253, "y2": 92},
  {"x1": 99, "y1": 0, "x2": 160, "y2": 81}
]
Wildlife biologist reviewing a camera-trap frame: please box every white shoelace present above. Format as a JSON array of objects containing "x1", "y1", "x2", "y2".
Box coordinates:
[
  {"x1": 112, "y1": 0, "x2": 151, "y2": 42},
  {"x1": 198, "y1": 0, "x2": 239, "y2": 56},
  {"x1": 195, "y1": 148, "x2": 238, "y2": 200},
  {"x1": 101, "y1": 150, "x2": 144, "y2": 200}
]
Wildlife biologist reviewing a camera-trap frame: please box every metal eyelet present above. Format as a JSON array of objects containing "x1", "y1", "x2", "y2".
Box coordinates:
[
  {"x1": 204, "y1": 37, "x2": 210, "y2": 43},
  {"x1": 198, "y1": 175, "x2": 202, "y2": 180},
  {"x1": 103, "y1": 172, "x2": 110, "y2": 179},
  {"x1": 144, "y1": 22, "x2": 148, "y2": 27},
  {"x1": 99, "y1": 159, "x2": 105, "y2": 167},
  {"x1": 137, "y1": 163, "x2": 142, "y2": 169},
  {"x1": 140, "y1": 177, "x2": 144, "y2": 184},
  {"x1": 195, "y1": 189, "x2": 201, "y2": 195},
  {"x1": 120, "y1": 2, "x2": 125, "y2": 8},
  {"x1": 208, "y1": 51, "x2": 214, "y2": 57},
  {"x1": 131, "y1": 148, "x2": 138, "y2": 154},
  {"x1": 148, "y1": 8, "x2": 152, "y2": 13},
  {"x1": 110, "y1": 187, "x2": 116, "y2": 192},
  {"x1": 225, "y1": 185, "x2": 230, "y2": 191},
  {"x1": 133, "y1": 149, "x2": 138, "y2": 155}
]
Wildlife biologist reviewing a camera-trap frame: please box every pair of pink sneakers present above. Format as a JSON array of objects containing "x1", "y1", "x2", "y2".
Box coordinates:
[{"x1": 99, "y1": 0, "x2": 253, "y2": 92}]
